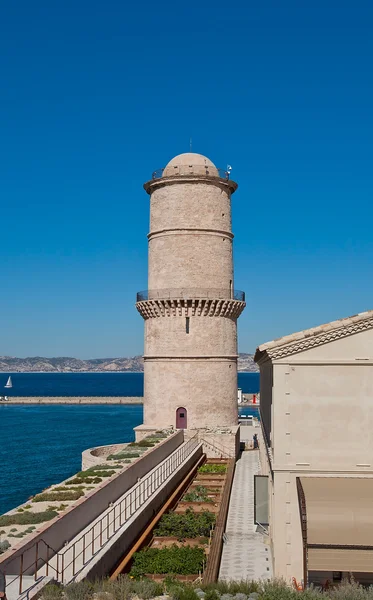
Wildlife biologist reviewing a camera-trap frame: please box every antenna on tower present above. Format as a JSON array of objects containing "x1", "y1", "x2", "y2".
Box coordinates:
[{"x1": 190, "y1": 137, "x2": 192, "y2": 152}]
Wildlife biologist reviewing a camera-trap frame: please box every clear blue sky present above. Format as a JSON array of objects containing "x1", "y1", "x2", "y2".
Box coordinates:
[{"x1": 1, "y1": 1, "x2": 373, "y2": 358}]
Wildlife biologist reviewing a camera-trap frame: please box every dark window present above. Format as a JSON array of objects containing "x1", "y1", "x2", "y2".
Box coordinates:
[
  {"x1": 180, "y1": 413, "x2": 185, "y2": 418},
  {"x1": 186, "y1": 317, "x2": 190, "y2": 334}
]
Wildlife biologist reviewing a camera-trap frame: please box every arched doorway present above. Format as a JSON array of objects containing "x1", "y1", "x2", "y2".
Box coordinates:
[{"x1": 176, "y1": 407, "x2": 187, "y2": 429}]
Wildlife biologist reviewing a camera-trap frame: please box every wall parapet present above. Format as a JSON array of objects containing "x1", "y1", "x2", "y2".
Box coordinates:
[{"x1": 136, "y1": 298, "x2": 245, "y2": 319}]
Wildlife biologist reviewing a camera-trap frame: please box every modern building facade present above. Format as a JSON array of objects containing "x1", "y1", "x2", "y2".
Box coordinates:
[
  {"x1": 254, "y1": 310, "x2": 373, "y2": 587},
  {"x1": 136, "y1": 152, "x2": 245, "y2": 431}
]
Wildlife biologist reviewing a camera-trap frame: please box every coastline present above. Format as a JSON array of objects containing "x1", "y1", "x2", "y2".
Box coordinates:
[{"x1": 2, "y1": 396, "x2": 143, "y2": 404}]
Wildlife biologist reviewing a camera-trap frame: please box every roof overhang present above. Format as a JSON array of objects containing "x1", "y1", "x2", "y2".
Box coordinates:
[{"x1": 297, "y1": 477, "x2": 373, "y2": 573}]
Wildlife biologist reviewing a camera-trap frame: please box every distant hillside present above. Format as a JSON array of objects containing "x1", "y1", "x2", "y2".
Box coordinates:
[{"x1": 0, "y1": 354, "x2": 258, "y2": 373}]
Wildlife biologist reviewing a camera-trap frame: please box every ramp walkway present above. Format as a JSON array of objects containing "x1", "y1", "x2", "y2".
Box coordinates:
[
  {"x1": 5, "y1": 436, "x2": 201, "y2": 599},
  {"x1": 219, "y1": 448, "x2": 272, "y2": 581}
]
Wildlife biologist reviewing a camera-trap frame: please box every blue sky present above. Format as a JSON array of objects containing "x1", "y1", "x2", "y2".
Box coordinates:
[{"x1": 1, "y1": 1, "x2": 373, "y2": 358}]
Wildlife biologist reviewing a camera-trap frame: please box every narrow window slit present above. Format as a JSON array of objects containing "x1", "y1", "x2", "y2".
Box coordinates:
[{"x1": 186, "y1": 317, "x2": 190, "y2": 334}]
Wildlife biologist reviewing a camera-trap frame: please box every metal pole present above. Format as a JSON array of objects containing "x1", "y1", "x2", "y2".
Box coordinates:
[
  {"x1": 83, "y1": 534, "x2": 86, "y2": 565},
  {"x1": 19, "y1": 553, "x2": 24, "y2": 595},
  {"x1": 92, "y1": 527, "x2": 94, "y2": 556},
  {"x1": 73, "y1": 543, "x2": 76, "y2": 576},
  {"x1": 46, "y1": 544, "x2": 50, "y2": 577},
  {"x1": 100, "y1": 518, "x2": 103, "y2": 546},
  {"x1": 34, "y1": 541, "x2": 39, "y2": 581},
  {"x1": 62, "y1": 553, "x2": 65, "y2": 583}
]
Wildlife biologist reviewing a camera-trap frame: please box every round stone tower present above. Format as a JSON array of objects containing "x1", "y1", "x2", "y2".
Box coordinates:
[{"x1": 136, "y1": 152, "x2": 245, "y2": 430}]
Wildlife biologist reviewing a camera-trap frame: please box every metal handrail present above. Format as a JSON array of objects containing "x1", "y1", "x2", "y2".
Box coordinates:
[
  {"x1": 151, "y1": 166, "x2": 231, "y2": 180},
  {"x1": 199, "y1": 437, "x2": 234, "y2": 459},
  {"x1": 136, "y1": 289, "x2": 246, "y2": 302},
  {"x1": 9, "y1": 435, "x2": 200, "y2": 591}
]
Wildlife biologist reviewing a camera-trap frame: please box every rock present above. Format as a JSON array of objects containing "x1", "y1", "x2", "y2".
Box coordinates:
[
  {"x1": 249, "y1": 594, "x2": 260, "y2": 600},
  {"x1": 235, "y1": 594, "x2": 248, "y2": 600}
]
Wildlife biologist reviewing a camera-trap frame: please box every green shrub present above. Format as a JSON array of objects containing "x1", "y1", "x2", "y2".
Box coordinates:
[
  {"x1": 198, "y1": 464, "x2": 227, "y2": 474},
  {"x1": 64, "y1": 580, "x2": 94, "y2": 600},
  {"x1": 130, "y1": 544, "x2": 205, "y2": 578},
  {"x1": 40, "y1": 583, "x2": 63, "y2": 600},
  {"x1": 76, "y1": 470, "x2": 116, "y2": 478},
  {"x1": 33, "y1": 491, "x2": 83, "y2": 502},
  {"x1": 0, "y1": 540, "x2": 10, "y2": 554},
  {"x1": 128, "y1": 440, "x2": 155, "y2": 448},
  {"x1": 131, "y1": 578, "x2": 163, "y2": 599},
  {"x1": 182, "y1": 486, "x2": 214, "y2": 503},
  {"x1": 66, "y1": 477, "x2": 102, "y2": 485},
  {"x1": 154, "y1": 509, "x2": 215, "y2": 540},
  {"x1": 0, "y1": 510, "x2": 58, "y2": 526},
  {"x1": 17, "y1": 508, "x2": 24, "y2": 512},
  {"x1": 107, "y1": 453, "x2": 140, "y2": 460}
]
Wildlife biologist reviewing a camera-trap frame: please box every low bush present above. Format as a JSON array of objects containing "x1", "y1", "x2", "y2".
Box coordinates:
[
  {"x1": 154, "y1": 509, "x2": 215, "y2": 540},
  {"x1": 107, "y1": 452, "x2": 140, "y2": 460},
  {"x1": 76, "y1": 470, "x2": 116, "y2": 478},
  {"x1": 33, "y1": 491, "x2": 84, "y2": 502},
  {"x1": 0, "y1": 510, "x2": 58, "y2": 526},
  {"x1": 130, "y1": 545, "x2": 206, "y2": 578},
  {"x1": 40, "y1": 584, "x2": 63, "y2": 600},
  {"x1": 67, "y1": 477, "x2": 102, "y2": 485},
  {"x1": 198, "y1": 464, "x2": 227, "y2": 474},
  {"x1": 182, "y1": 486, "x2": 214, "y2": 504},
  {"x1": 0, "y1": 540, "x2": 10, "y2": 554},
  {"x1": 128, "y1": 439, "x2": 155, "y2": 448}
]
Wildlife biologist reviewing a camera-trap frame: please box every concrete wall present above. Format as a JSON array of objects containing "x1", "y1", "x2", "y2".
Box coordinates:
[
  {"x1": 258, "y1": 327, "x2": 373, "y2": 582},
  {"x1": 79, "y1": 443, "x2": 203, "y2": 580},
  {"x1": 0, "y1": 432, "x2": 183, "y2": 576}
]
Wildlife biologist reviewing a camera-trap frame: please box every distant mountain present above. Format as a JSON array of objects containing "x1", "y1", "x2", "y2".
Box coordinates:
[{"x1": 0, "y1": 354, "x2": 258, "y2": 373}]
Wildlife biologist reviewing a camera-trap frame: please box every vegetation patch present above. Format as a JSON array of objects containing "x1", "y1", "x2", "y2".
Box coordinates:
[
  {"x1": 198, "y1": 464, "x2": 227, "y2": 474},
  {"x1": 67, "y1": 477, "x2": 102, "y2": 485},
  {"x1": 0, "y1": 540, "x2": 10, "y2": 554},
  {"x1": 154, "y1": 509, "x2": 215, "y2": 540},
  {"x1": 128, "y1": 440, "x2": 155, "y2": 448},
  {"x1": 107, "y1": 452, "x2": 141, "y2": 460},
  {"x1": 76, "y1": 469, "x2": 116, "y2": 478},
  {"x1": 130, "y1": 545, "x2": 205, "y2": 578},
  {"x1": 0, "y1": 510, "x2": 58, "y2": 526},
  {"x1": 182, "y1": 486, "x2": 214, "y2": 504},
  {"x1": 33, "y1": 491, "x2": 84, "y2": 502}
]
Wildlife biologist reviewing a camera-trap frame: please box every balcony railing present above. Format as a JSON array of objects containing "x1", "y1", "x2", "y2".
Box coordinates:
[
  {"x1": 152, "y1": 166, "x2": 231, "y2": 180},
  {"x1": 136, "y1": 288, "x2": 245, "y2": 302}
]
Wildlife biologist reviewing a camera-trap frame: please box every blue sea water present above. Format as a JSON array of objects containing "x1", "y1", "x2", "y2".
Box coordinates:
[
  {"x1": 0, "y1": 372, "x2": 259, "y2": 396},
  {"x1": 0, "y1": 373, "x2": 260, "y2": 515}
]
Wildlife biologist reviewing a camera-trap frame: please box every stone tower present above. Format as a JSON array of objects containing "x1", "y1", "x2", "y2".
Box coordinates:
[{"x1": 136, "y1": 153, "x2": 245, "y2": 431}]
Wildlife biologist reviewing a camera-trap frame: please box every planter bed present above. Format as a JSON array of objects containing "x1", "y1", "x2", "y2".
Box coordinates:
[
  {"x1": 150, "y1": 536, "x2": 209, "y2": 549},
  {"x1": 196, "y1": 473, "x2": 226, "y2": 481},
  {"x1": 175, "y1": 502, "x2": 220, "y2": 514}
]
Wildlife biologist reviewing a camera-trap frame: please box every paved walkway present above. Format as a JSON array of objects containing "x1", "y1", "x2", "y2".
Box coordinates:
[{"x1": 219, "y1": 449, "x2": 273, "y2": 581}]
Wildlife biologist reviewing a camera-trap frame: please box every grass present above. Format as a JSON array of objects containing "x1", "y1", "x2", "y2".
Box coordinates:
[
  {"x1": 130, "y1": 545, "x2": 206, "y2": 578},
  {"x1": 0, "y1": 510, "x2": 58, "y2": 526},
  {"x1": 107, "y1": 452, "x2": 141, "y2": 460},
  {"x1": 66, "y1": 477, "x2": 102, "y2": 485}
]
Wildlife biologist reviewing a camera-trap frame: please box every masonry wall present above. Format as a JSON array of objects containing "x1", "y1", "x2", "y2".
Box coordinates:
[{"x1": 143, "y1": 358, "x2": 238, "y2": 429}]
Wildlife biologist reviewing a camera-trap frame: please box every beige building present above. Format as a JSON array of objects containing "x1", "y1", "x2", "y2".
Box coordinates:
[
  {"x1": 136, "y1": 152, "x2": 245, "y2": 432},
  {"x1": 254, "y1": 310, "x2": 373, "y2": 587}
]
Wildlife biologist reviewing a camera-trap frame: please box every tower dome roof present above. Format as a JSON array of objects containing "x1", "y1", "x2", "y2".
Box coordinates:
[{"x1": 162, "y1": 152, "x2": 219, "y2": 178}]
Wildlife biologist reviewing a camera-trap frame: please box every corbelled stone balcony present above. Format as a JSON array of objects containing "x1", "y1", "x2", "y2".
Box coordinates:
[{"x1": 136, "y1": 288, "x2": 245, "y2": 302}]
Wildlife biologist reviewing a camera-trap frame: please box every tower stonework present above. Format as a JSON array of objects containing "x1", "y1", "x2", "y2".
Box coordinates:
[{"x1": 136, "y1": 153, "x2": 245, "y2": 431}]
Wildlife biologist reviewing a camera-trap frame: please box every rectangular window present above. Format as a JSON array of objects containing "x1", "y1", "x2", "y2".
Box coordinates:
[
  {"x1": 186, "y1": 317, "x2": 190, "y2": 334},
  {"x1": 254, "y1": 475, "x2": 269, "y2": 526}
]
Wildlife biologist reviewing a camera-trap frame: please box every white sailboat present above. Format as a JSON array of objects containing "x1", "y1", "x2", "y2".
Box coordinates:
[{"x1": 5, "y1": 376, "x2": 12, "y2": 388}]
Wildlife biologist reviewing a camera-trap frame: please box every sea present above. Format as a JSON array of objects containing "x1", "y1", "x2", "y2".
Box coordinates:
[{"x1": 0, "y1": 372, "x2": 259, "y2": 515}]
